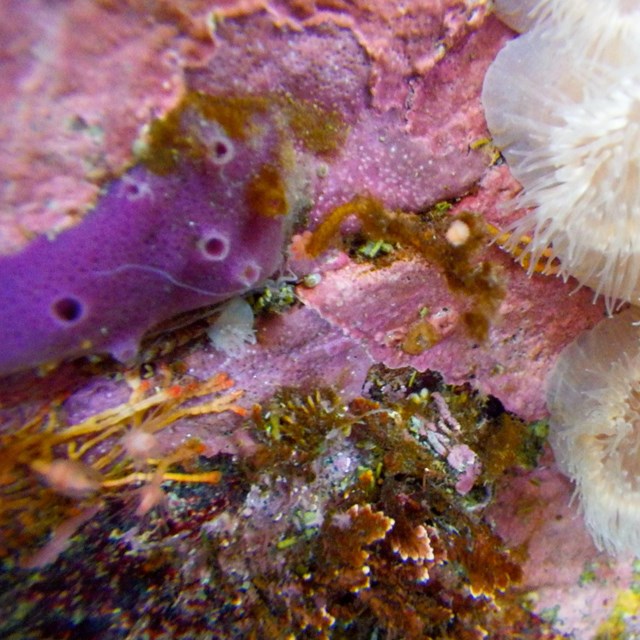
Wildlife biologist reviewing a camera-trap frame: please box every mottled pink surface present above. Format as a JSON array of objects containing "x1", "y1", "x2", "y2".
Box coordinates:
[
  {"x1": 41, "y1": 306, "x2": 372, "y2": 459},
  {"x1": 0, "y1": 2, "x2": 630, "y2": 636},
  {"x1": 297, "y1": 165, "x2": 606, "y2": 422},
  {"x1": 173, "y1": 306, "x2": 374, "y2": 454},
  {"x1": 212, "y1": 0, "x2": 490, "y2": 111},
  {"x1": 489, "y1": 450, "x2": 636, "y2": 638},
  {"x1": 0, "y1": 0, "x2": 214, "y2": 254}
]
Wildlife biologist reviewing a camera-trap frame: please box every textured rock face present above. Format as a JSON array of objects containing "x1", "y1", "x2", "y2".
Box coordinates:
[
  {"x1": 2, "y1": 2, "x2": 634, "y2": 638},
  {"x1": 0, "y1": 0, "x2": 211, "y2": 254},
  {"x1": 0, "y1": 2, "x2": 509, "y2": 378}
]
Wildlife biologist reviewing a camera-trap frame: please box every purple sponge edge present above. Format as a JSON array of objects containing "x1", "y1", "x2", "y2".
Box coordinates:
[{"x1": 0, "y1": 110, "x2": 292, "y2": 375}]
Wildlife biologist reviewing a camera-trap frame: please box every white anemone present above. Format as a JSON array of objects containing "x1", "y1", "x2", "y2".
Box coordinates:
[
  {"x1": 483, "y1": 0, "x2": 640, "y2": 308},
  {"x1": 547, "y1": 308, "x2": 640, "y2": 554}
]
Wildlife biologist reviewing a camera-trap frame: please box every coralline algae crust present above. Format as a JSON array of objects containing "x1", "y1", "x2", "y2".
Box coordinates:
[{"x1": 0, "y1": 94, "x2": 312, "y2": 375}]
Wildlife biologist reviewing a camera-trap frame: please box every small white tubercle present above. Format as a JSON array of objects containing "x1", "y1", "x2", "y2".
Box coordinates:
[{"x1": 207, "y1": 297, "x2": 256, "y2": 357}]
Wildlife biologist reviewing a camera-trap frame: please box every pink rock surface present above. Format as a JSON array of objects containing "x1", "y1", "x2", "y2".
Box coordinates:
[
  {"x1": 52, "y1": 306, "x2": 371, "y2": 458},
  {"x1": 297, "y1": 165, "x2": 606, "y2": 422},
  {"x1": 175, "y1": 306, "x2": 374, "y2": 454},
  {"x1": 489, "y1": 450, "x2": 637, "y2": 637},
  {"x1": 0, "y1": 2, "x2": 629, "y2": 636},
  {"x1": 212, "y1": 0, "x2": 490, "y2": 111},
  {"x1": 0, "y1": 0, "x2": 215, "y2": 254}
]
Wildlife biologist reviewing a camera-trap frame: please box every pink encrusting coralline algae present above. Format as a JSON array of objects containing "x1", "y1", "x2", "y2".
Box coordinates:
[{"x1": 0, "y1": 1, "x2": 632, "y2": 638}]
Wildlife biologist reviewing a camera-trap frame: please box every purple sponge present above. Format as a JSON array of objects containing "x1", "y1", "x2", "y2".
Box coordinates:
[{"x1": 0, "y1": 94, "x2": 298, "y2": 375}]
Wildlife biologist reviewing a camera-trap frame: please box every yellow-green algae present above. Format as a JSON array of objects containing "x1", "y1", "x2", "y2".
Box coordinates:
[
  {"x1": 306, "y1": 195, "x2": 506, "y2": 342},
  {"x1": 140, "y1": 91, "x2": 348, "y2": 176}
]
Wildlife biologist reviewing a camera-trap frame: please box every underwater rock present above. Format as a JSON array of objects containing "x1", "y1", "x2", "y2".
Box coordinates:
[{"x1": 1, "y1": 3, "x2": 630, "y2": 636}]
